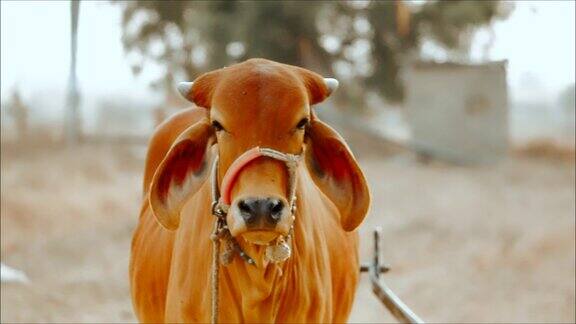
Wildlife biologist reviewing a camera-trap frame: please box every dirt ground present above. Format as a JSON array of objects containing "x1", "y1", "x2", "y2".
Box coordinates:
[{"x1": 1, "y1": 141, "x2": 574, "y2": 323}]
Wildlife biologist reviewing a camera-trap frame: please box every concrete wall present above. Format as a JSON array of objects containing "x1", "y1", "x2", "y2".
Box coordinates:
[{"x1": 405, "y1": 61, "x2": 509, "y2": 164}]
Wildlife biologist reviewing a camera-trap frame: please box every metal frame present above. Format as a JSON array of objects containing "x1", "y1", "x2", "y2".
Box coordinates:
[{"x1": 360, "y1": 227, "x2": 424, "y2": 324}]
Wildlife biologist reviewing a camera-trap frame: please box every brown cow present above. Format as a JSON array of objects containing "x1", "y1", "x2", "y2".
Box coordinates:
[{"x1": 130, "y1": 58, "x2": 370, "y2": 323}]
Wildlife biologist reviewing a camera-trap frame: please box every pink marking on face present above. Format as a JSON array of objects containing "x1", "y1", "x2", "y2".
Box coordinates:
[{"x1": 220, "y1": 147, "x2": 263, "y2": 204}]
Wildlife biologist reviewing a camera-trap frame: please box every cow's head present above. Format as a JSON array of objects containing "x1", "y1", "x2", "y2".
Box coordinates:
[{"x1": 149, "y1": 59, "x2": 369, "y2": 244}]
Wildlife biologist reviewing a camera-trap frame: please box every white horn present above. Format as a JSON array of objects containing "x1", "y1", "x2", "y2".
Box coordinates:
[
  {"x1": 177, "y1": 82, "x2": 194, "y2": 99},
  {"x1": 324, "y1": 78, "x2": 339, "y2": 95}
]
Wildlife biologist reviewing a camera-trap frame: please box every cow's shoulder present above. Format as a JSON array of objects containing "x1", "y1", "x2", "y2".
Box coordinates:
[{"x1": 143, "y1": 106, "x2": 209, "y2": 193}]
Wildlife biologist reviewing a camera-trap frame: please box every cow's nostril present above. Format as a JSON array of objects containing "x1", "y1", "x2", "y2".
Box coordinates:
[
  {"x1": 270, "y1": 200, "x2": 284, "y2": 219},
  {"x1": 238, "y1": 199, "x2": 257, "y2": 224},
  {"x1": 238, "y1": 200, "x2": 251, "y2": 214}
]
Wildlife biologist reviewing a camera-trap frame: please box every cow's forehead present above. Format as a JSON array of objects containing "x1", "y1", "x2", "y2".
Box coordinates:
[{"x1": 211, "y1": 63, "x2": 309, "y2": 118}]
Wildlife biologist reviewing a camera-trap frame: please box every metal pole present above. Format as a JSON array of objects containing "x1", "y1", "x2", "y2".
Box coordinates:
[
  {"x1": 369, "y1": 227, "x2": 424, "y2": 324},
  {"x1": 65, "y1": 0, "x2": 81, "y2": 144}
]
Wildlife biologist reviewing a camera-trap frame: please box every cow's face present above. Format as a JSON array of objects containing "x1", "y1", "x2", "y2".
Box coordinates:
[
  {"x1": 190, "y1": 59, "x2": 333, "y2": 244},
  {"x1": 210, "y1": 70, "x2": 308, "y2": 243},
  {"x1": 149, "y1": 59, "x2": 369, "y2": 242}
]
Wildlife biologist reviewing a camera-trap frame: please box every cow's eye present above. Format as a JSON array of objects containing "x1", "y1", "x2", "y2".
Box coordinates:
[
  {"x1": 211, "y1": 120, "x2": 224, "y2": 132},
  {"x1": 296, "y1": 118, "x2": 309, "y2": 130}
]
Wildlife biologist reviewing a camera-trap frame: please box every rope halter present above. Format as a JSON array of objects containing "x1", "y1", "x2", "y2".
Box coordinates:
[
  {"x1": 211, "y1": 146, "x2": 301, "y2": 218},
  {"x1": 209, "y1": 146, "x2": 301, "y2": 323}
]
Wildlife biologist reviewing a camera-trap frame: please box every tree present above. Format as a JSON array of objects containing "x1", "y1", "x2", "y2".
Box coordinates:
[{"x1": 114, "y1": 0, "x2": 511, "y2": 105}]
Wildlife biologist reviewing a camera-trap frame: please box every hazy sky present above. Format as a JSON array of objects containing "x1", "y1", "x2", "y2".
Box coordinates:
[
  {"x1": 1, "y1": 1, "x2": 575, "y2": 104},
  {"x1": 1, "y1": 1, "x2": 154, "y2": 100}
]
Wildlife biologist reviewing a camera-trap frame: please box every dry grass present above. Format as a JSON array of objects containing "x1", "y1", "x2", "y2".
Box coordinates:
[
  {"x1": 1, "y1": 139, "x2": 574, "y2": 323},
  {"x1": 1, "y1": 142, "x2": 141, "y2": 323},
  {"x1": 514, "y1": 139, "x2": 576, "y2": 163}
]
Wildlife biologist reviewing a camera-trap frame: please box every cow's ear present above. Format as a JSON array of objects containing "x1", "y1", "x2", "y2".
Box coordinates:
[
  {"x1": 149, "y1": 118, "x2": 214, "y2": 230},
  {"x1": 305, "y1": 119, "x2": 370, "y2": 231}
]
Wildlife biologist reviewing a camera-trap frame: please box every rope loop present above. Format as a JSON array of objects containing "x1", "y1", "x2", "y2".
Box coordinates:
[{"x1": 211, "y1": 200, "x2": 226, "y2": 219}]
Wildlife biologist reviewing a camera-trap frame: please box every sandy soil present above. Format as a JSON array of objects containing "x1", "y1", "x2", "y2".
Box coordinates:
[{"x1": 1, "y1": 142, "x2": 574, "y2": 323}]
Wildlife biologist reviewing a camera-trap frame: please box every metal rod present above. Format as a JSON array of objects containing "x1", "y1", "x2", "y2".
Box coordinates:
[
  {"x1": 369, "y1": 270, "x2": 424, "y2": 324},
  {"x1": 367, "y1": 227, "x2": 424, "y2": 324},
  {"x1": 360, "y1": 264, "x2": 389, "y2": 273},
  {"x1": 374, "y1": 227, "x2": 381, "y2": 278}
]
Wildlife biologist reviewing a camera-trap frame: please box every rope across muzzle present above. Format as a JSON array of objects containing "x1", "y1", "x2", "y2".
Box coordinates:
[{"x1": 212, "y1": 146, "x2": 301, "y2": 216}]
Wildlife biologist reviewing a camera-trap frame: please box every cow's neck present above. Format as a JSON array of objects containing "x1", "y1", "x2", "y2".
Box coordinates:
[
  {"x1": 220, "y1": 166, "x2": 332, "y2": 322},
  {"x1": 222, "y1": 231, "x2": 292, "y2": 321}
]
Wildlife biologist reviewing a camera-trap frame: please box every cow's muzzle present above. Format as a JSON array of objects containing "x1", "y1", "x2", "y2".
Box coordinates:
[
  {"x1": 211, "y1": 147, "x2": 300, "y2": 244},
  {"x1": 238, "y1": 196, "x2": 285, "y2": 228}
]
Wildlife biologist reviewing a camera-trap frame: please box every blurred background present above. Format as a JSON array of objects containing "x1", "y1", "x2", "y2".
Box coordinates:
[{"x1": 1, "y1": 1, "x2": 574, "y2": 322}]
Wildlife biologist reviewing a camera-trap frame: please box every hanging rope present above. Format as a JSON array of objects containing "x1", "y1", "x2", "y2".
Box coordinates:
[
  {"x1": 210, "y1": 218, "x2": 223, "y2": 324},
  {"x1": 208, "y1": 147, "x2": 300, "y2": 323}
]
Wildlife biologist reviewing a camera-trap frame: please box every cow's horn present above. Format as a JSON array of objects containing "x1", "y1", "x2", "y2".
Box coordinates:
[
  {"x1": 324, "y1": 78, "x2": 339, "y2": 95},
  {"x1": 177, "y1": 82, "x2": 194, "y2": 99}
]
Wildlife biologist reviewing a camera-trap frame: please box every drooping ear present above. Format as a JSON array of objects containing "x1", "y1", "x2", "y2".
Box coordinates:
[
  {"x1": 149, "y1": 118, "x2": 214, "y2": 230},
  {"x1": 305, "y1": 119, "x2": 370, "y2": 231},
  {"x1": 177, "y1": 69, "x2": 222, "y2": 108}
]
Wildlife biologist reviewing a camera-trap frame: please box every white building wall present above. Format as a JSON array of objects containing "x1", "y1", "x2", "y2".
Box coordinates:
[{"x1": 405, "y1": 61, "x2": 509, "y2": 164}]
